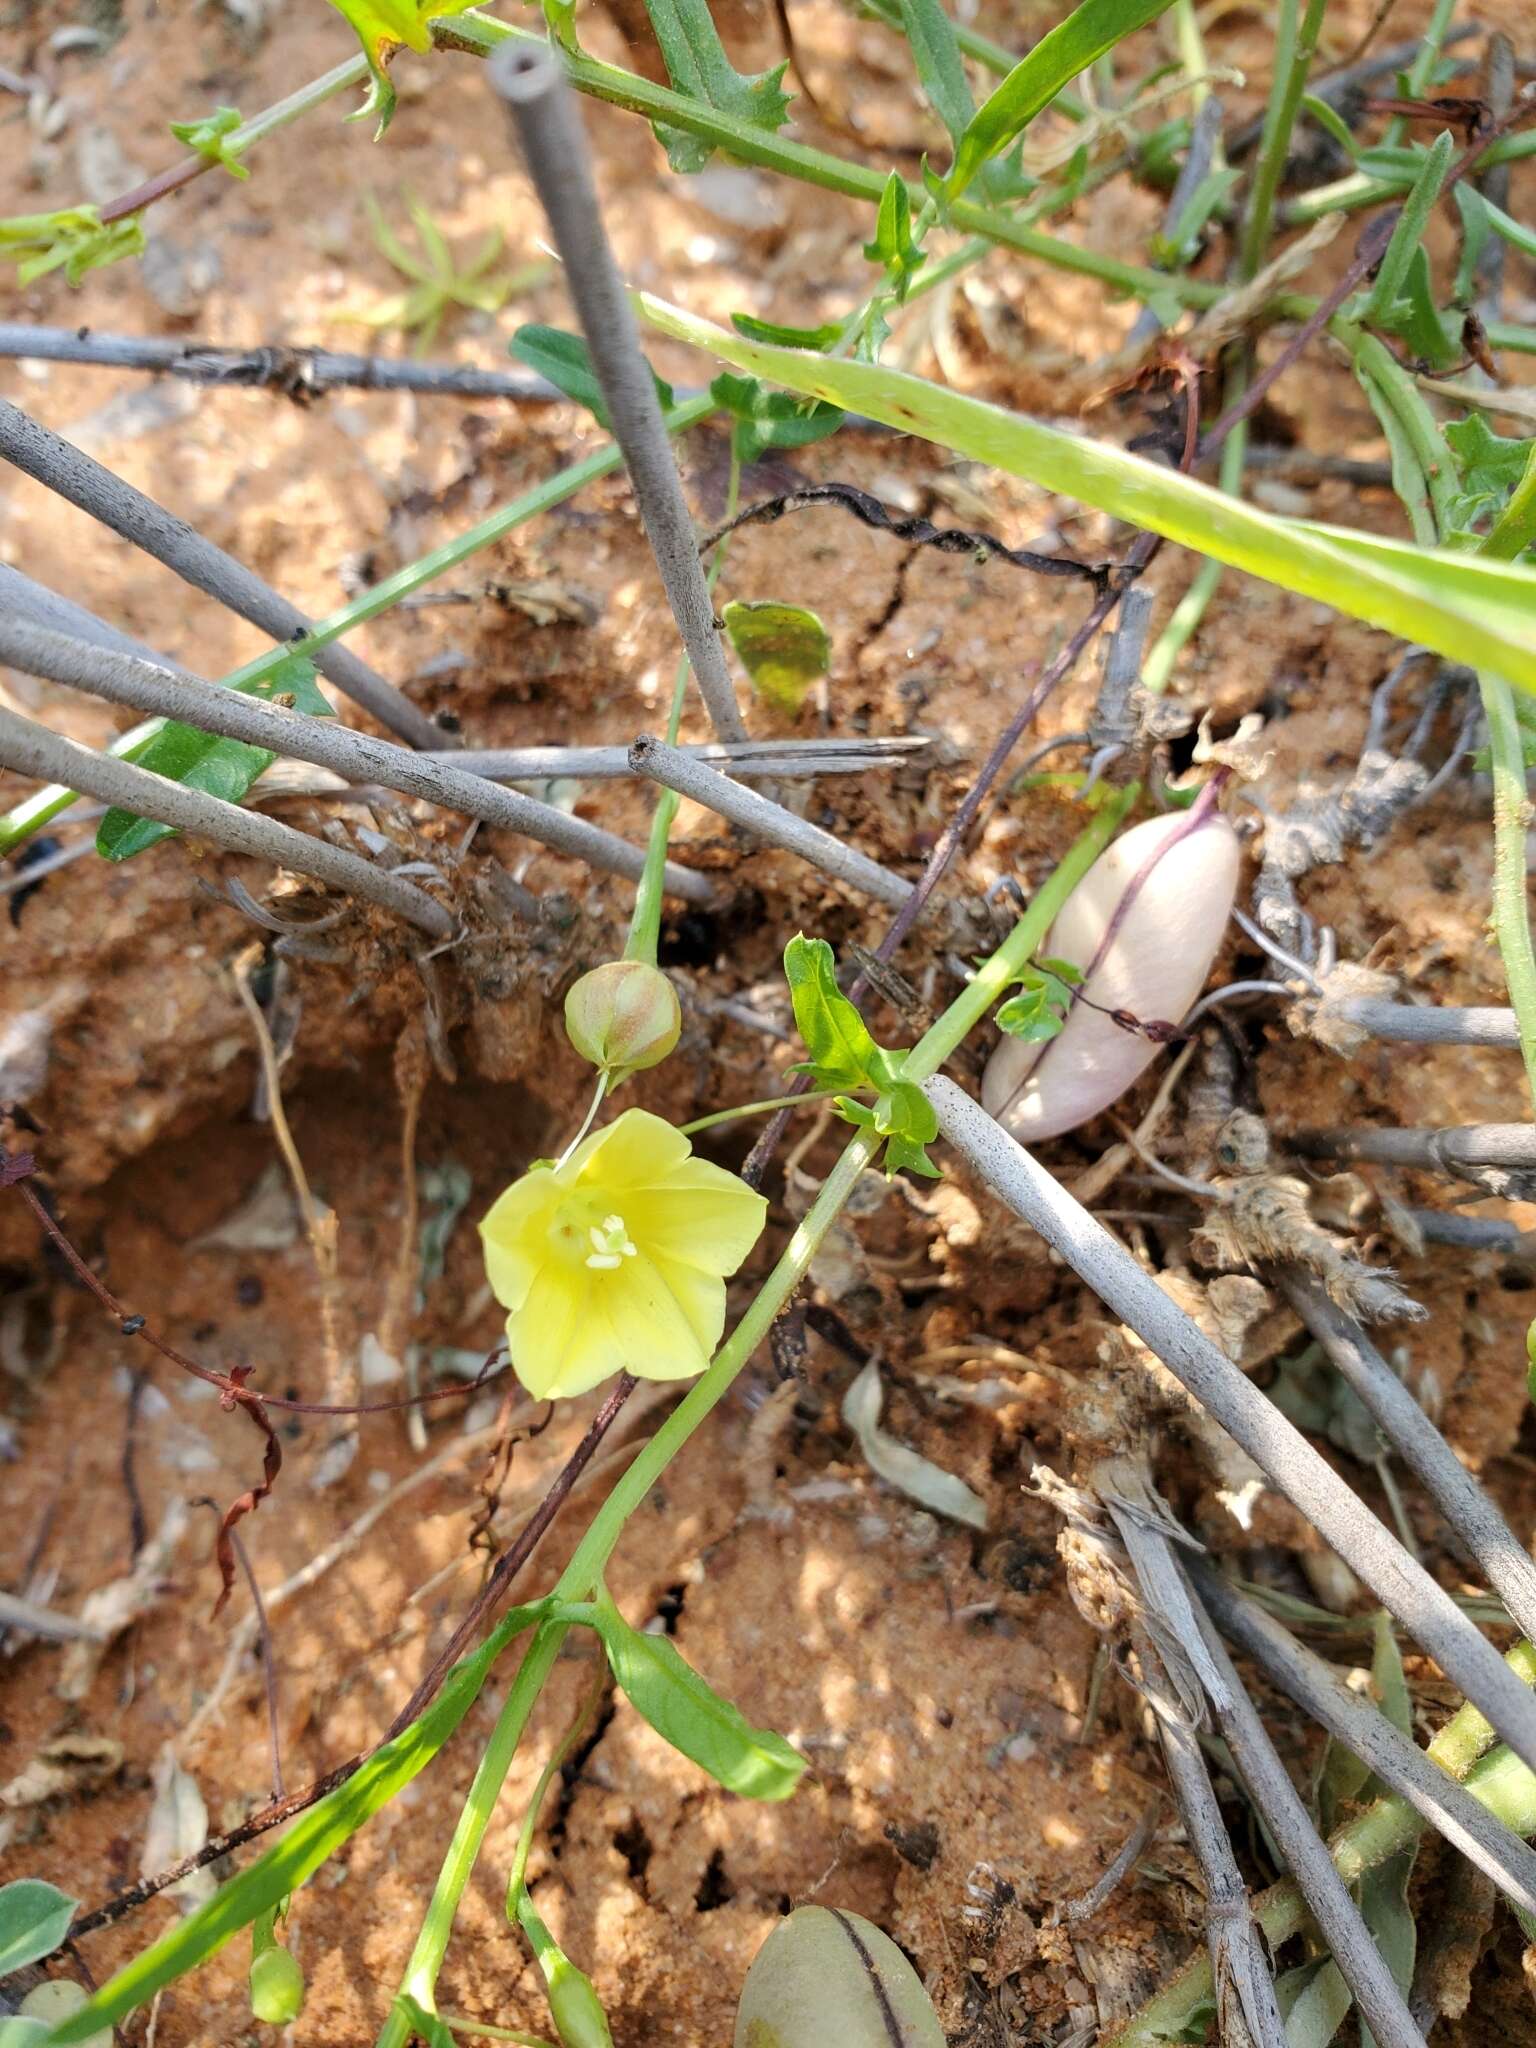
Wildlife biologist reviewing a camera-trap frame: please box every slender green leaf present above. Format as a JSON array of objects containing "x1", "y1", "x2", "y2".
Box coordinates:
[
  {"x1": 1369, "y1": 1612, "x2": 1412, "y2": 1742},
  {"x1": 1481, "y1": 193, "x2": 1536, "y2": 264},
  {"x1": 637, "y1": 293, "x2": 1536, "y2": 694},
  {"x1": 393, "y1": 1995, "x2": 457, "y2": 2047},
  {"x1": 1280, "y1": 1960, "x2": 1353, "y2": 2048},
  {"x1": 784, "y1": 933, "x2": 891, "y2": 1091},
  {"x1": 1361, "y1": 129, "x2": 1453, "y2": 325},
  {"x1": 722, "y1": 600, "x2": 830, "y2": 710},
  {"x1": 949, "y1": 0, "x2": 1177, "y2": 197},
  {"x1": 1301, "y1": 92, "x2": 1359, "y2": 157},
  {"x1": 1357, "y1": 1851, "x2": 1416, "y2": 2048},
  {"x1": 895, "y1": 0, "x2": 974, "y2": 149},
  {"x1": 42, "y1": 1602, "x2": 553, "y2": 2043},
  {"x1": 642, "y1": 0, "x2": 791, "y2": 172},
  {"x1": 592, "y1": 1590, "x2": 804, "y2": 1800},
  {"x1": 863, "y1": 171, "x2": 923, "y2": 302},
  {"x1": 96, "y1": 657, "x2": 331, "y2": 861},
  {"x1": 510, "y1": 326, "x2": 673, "y2": 430},
  {"x1": 0, "y1": 1882, "x2": 77, "y2": 1977},
  {"x1": 730, "y1": 313, "x2": 843, "y2": 351},
  {"x1": 708, "y1": 372, "x2": 843, "y2": 463},
  {"x1": 1452, "y1": 182, "x2": 1491, "y2": 302}
]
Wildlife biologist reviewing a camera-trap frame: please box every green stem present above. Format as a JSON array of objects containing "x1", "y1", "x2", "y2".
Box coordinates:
[
  {"x1": 375, "y1": 1129, "x2": 883, "y2": 2046},
  {"x1": 0, "y1": 393, "x2": 715, "y2": 855},
  {"x1": 438, "y1": 2017, "x2": 553, "y2": 2047},
  {"x1": 1384, "y1": 0, "x2": 1457, "y2": 147},
  {"x1": 677, "y1": 1089, "x2": 846, "y2": 1135},
  {"x1": 1110, "y1": 1640, "x2": 1536, "y2": 2044},
  {"x1": 1239, "y1": 0, "x2": 1327, "y2": 280},
  {"x1": 623, "y1": 446, "x2": 738, "y2": 968},
  {"x1": 505, "y1": 1659, "x2": 607, "y2": 1917}
]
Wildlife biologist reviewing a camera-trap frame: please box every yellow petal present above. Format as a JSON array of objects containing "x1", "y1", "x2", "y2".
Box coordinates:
[
  {"x1": 479, "y1": 1169, "x2": 561, "y2": 1312},
  {"x1": 507, "y1": 1264, "x2": 626, "y2": 1401},
  {"x1": 600, "y1": 1254, "x2": 721, "y2": 1381},
  {"x1": 566, "y1": 1108, "x2": 692, "y2": 1192},
  {"x1": 633, "y1": 1169, "x2": 768, "y2": 1277}
]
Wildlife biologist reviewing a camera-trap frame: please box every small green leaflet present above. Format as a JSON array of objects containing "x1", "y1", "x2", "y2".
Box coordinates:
[
  {"x1": 0, "y1": 1881, "x2": 77, "y2": 1977},
  {"x1": 721, "y1": 600, "x2": 830, "y2": 711},
  {"x1": 168, "y1": 106, "x2": 249, "y2": 179},
  {"x1": 0, "y1": 207, "x2": 144, "y2": 287},
  {"x1": 511, "y1": 325, "x2": 674, "y2": 431},
  {"x1": 708, "y1": 372, "x2": 843, "y2": 464},
  {"x1": 783, "y1": 934, "x2": 940, "y2": 1178},
  {"x1": 642, "y1": 0, "x2": 791, "y2": 173},
  {"x1": 593, "y1": 1590, "x2": 805, "y2": 1801},
  {"x1": 994, "y1": 957, "x2": 1081, "y2": 1043},
  {"x1": 96, "y1": 657, "x2": 333, "y2": 863},
  {"x1": 948, "y1": 0, "x2": 1176, "y2": 199},
  {"x1": 863, "y1": 172, "x2": 923, "y2": 304}
]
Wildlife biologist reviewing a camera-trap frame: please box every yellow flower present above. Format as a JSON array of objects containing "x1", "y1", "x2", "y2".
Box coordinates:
[{"x1": 479, "y1": 1109, "x2": 769, "y2": 1400}]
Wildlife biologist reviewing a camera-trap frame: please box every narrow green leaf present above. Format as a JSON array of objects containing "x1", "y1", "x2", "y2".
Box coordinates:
[
  {"x1": 783, "y1": 933, "x2": 890, "y2": 1092},
  {"x1": 636, "y1": 293, "x2": 1536, "y2": 694},
  {"x1": 510, "y1": 325, "x2": 674, "y2": 429},
  {"x1": 1357, "y1": 1850, "x2": 1417, "y2": 2048},
  {"x1": 593, "y1": 1590, "x2": 805, "y2": 1800},
  {"x1": 730, "y1": 312, "x2": 843, "y2": 351},
  {"x1": 721, "y1": 600, "x2": 830, "y2": 710},
  {"x1": 949, "y1": 0, "x2": 1176, "y2": 198},
  {"x1": 642, "y1": 0, "x2": 791, "y2": 172},
  {"x1": 393, "y1": 1995, "x2": 457, "y2": 2047},
  {"x1": 895, "y1": 0, "x2": 974, "y2": 149},
  {"x1": 168, "y1": 106, "x2": 249, "y2": 179},
  {"x1": 1452, "y1": 182, "x2": 1491, "y2": 302},
  {"x1": 1301, "y1": 92, "x2": 1359, "y2": 157},
  {"x1": 1279, "y1": 1960, "x2": 1353, "y2": 2048},
  {"x1": 1362, "y1": 129, "x2": 1453, "y2": 326},
  {"x1": 1369, "y1": 1612, "x2": 1412, "y2": 1741},
  {"x1": 96, "y1": 657, "x2": 330, "y2": 861},
  {"x1": 0, "y1": 1882, "x2": 77, "y2": 1977},
  {"x1": 863, "y1": 171, "x2": 923, "y2": 301},
  {"x1": 707, "y1": 371, "x2": 843, "y2": 463},
  {"x1": 1480, "y1": 193, "x2": 1536, "y2": 264},
  {"x1": 42, "y1": 1602, "x2": 553, "y2": 2043}
]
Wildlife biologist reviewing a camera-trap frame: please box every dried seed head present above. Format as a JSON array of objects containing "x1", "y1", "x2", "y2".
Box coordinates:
[
  {"x1": 564, "y1": 961, "x2": 682, "y2": 1083},
  {"x1": 983, "y1": 805, "x2": 1240, "y2": 1142},
  {"x1": 734, "y1": 1904, "x2": 945, "y2": 2047}
]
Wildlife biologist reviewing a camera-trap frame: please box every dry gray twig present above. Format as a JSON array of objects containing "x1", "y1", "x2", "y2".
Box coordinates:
[
  {"x1": 1190, "y1": 1563, "x2": 1536, "y2": 1921},
  {"x1": 490, "y1": 42, "x2": 747, "y2": 745},
  {"x1": 0, "y1": 398, "x2": 440, "y2": 747},
  {"x1": 1282, "y1": 1274, "x2": 1536, "y2": 1642},
  {"x1": 630, "y1": 733, "x2": 916, "y2": 910},
  {"x1": 0, "y1": 703, "x2": 454, "y2": 937},
  {"x1": 0, "y1": 619, "x2": 715, "y2": 904},
  {"x1": 925, "y1": 1076, "x2": 1536, "y2": 1775}
]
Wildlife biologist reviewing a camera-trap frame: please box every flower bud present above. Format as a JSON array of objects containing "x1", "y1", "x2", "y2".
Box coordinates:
[
  {"x1": 546, "y1": 1951, "x2": 615, "y2": 2048},
  {"x1": 564, "y1": 962, "x2": 681, "y2": 1082},
  {"x1": 734, "y1": 1905, "x2": 944, "y2": 2048},
  {"x1": 249, "y1": 1943, "x2": 306, "y2": 2025}
]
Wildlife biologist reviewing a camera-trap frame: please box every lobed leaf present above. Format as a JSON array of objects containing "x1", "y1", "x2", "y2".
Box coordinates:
[{"x1": 641, "y1": 0, "x2": 791, "y2": 172}]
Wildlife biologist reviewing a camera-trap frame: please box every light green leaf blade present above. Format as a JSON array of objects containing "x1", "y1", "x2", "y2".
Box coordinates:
[
  {"x1": 637, "y1": 293, "x2": 1536, "y2": 695},
  {"x1": 895, "y1": 0, "x2": 974, "y2": 149},
  {"x1": 722, "y1": 600, "x2": 830, "y2": 711},
  {"x1": 593, "y1": 1591, "x2": 805, "y2": 1800},
  {"x1": 642, "y1": 0, "x2": 791, "y2": 172},
  {"x1": 0, "y1": 1882, "x2": 77, "y2": 1977},
  {"x1": 949, "y1": 0, "x2": 1176, "y2": 197},
  {"x1": 784, "y1": 933, "x2": 889, "y2": 1092}
]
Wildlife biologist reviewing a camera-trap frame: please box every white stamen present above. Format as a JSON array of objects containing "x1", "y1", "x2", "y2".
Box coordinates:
[{"x1": 585, "y1": 1213, "x2": 638, "y2": 1271}]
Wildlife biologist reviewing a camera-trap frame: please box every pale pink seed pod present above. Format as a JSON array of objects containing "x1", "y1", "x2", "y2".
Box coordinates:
[{"x1": 982, "y1": 806, "x2": 1240, "y2": 1143}]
